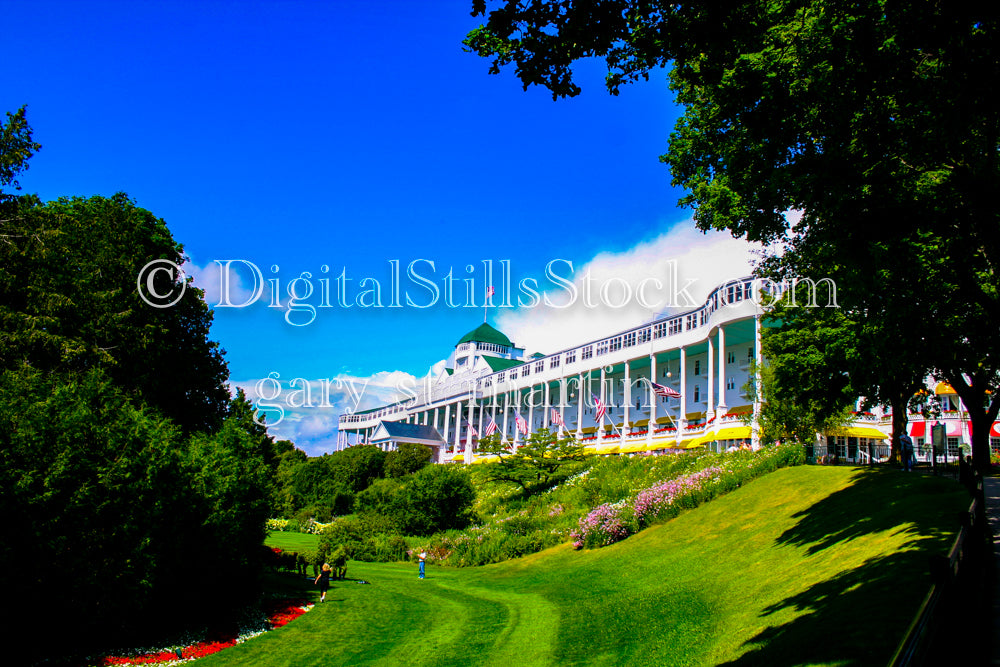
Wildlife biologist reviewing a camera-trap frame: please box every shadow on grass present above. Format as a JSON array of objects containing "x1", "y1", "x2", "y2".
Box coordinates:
[{"x1": 720, "y1": 467, "x2": 965, "y2": 666}]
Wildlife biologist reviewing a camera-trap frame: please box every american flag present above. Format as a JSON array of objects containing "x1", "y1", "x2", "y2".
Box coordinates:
[
  {"x1": 465, "y1": 419, "x2": 478, "y2": 439},
  {"x1": 550, "y1": 408, "x2": 565, "y2": 427},
  {"x1": 483, "y1": 415, "x2": 498, "y2": 437},
  {"x1": 514, "y1": 410, "x2": 528, "y2": 435},
  {"x1": 592, "y1": 393, "x2": 606, "y2": 421},
  {"x1": 651, "y1": 381, "x2": 681, "y2": 399},
  {"x1": 486, "y1": 286, "x2": 495, "y2": 299}
]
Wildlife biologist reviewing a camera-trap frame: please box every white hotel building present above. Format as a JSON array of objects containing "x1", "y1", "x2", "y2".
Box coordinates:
[{"x1": 336, "y1": 276, "x2": 971, "y2": 463}]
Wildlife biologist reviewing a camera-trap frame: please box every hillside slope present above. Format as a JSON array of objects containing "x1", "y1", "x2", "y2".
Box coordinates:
[{"x1": 204, "y1": 466, "x2": 969, "y2": 666}]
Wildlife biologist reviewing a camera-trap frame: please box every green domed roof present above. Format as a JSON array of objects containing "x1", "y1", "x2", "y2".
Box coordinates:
[{"x1": 456, "y1": 323, "x2": 513, "y2": 348}]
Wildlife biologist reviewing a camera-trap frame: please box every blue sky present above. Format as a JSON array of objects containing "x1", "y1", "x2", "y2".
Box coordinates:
[{"x1": 5, "y1": 0, "x2": 758, "y2": 453}]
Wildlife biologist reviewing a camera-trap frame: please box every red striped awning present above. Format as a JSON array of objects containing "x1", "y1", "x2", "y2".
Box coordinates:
[
  {"x1": 909, "y1": 422, "x2": 925, "y2": 438},
  {"x1": 991, "y1": 422, "x2": 1000, "y2": 438}
]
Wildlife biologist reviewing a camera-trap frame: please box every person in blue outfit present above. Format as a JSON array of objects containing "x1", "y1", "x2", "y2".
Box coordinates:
[
  {"x1": 418, "y1": 551, "x2": 426, "y2": 579},
  {"x1": 899, "y1": 432, "x2": 914, "y2": 472}
]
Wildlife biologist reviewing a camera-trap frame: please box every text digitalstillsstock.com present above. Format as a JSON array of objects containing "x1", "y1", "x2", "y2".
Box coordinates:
[{"x1": 138, "y1": 258, "x2": 709, "y2": 323}]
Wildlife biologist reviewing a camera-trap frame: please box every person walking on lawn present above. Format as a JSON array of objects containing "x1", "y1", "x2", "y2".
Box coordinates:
[{"x1": 315, "y1": 562, "x2": 332, "y2": 602}]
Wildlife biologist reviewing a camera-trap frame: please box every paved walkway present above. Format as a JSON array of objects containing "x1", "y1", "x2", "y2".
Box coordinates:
[{"x1": 980, "y1": 475, "x2": 1000, "y2": 665}]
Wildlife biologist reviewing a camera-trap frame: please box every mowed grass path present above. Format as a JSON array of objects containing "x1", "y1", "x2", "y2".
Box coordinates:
[{"x1": 204, "y1": 466, "x2": 968, "y2": 666}]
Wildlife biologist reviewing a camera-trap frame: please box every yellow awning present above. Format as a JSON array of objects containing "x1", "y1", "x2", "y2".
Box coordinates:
[
  {"x1": 714, "y1": 426, "x2": 752, "y2": 441},
  {"x1": 581, "y1": 426, "x2": 598, "y2": 434},
  {"x1": 935, "y1": 382, "x2": 956, "y2": 395},
  {"x1": 619, "y1": 441, "x2": 652, "y2": 453},
  {"x1": 594, "y1": 445, "x2": 620, "y2": 454},
  {"x1": 724, "y1": 405, "x2": 753, "y2": 416},
  {"x1": 471, "y1": 455, "x2": 499, "y2": 465},
  {"x1": 685, "y1": 411, "x2": 706, "y2": 421},
  {"x1": 676, "y1": 438, "x2": 705, "y2": 449},
  {"x1": 655, "y1": 416, "x2": 675, "y2": 425},
  {"x1": 827, "y1": 426, "x2": 888, "y2": 440},
  {"x1": 632, "y1": 419, "x2": 650, "y2": 427},
  {"x1": 451, "y1": 453, "x2": 464, "y2": 461}
]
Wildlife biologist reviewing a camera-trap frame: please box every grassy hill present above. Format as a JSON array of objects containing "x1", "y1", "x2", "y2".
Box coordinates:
[{"x1": 210, "y1": 465, "x2": 969, "y2": 666}]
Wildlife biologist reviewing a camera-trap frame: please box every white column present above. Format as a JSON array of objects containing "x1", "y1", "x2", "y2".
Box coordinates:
[
  {"x1": 433, "y1": 408, "x2": 439, "y2": 431},
  {"x1": 454, "y1": 402, "x2": 462, "y2": 453},
  {"x1": 465, "y1": 396, "x2": 476, "y2": 464},
  {"x1": 558, "y1": 378, "x2": 567, "y2": 437},
  {"x1": 678, "y1": 347, "x2": 687, "y2": 444},
  {"x1": 544, "y1": 382, "x2": 551, "y2": 430},
  {"x1": 576, "y1": 373, "x2": 585, "y2": 439},
  {"x1": 442, "y1": 404, "x2": 451, "y2": 443},
  {"x1": 527, "y1": 384, "x2": 535, "y2": 437},
  {"x1": 477, "y1": 395, "x2": 485, "y2": 442},
  {"x1": 513, "y1": 387, "x2": 520, "y2": 448},
  {"x1": 751, "y1": 314, "x2": 763, "y2": 450},
  {"x1": 622, "y1": 360, "x2": 630, "y2": 444},
  {"x1": 707, "y1": 335, "x2": 715, "y2": 420},
  {"x1": 648, "y1": 353, "x2": 657, "y2": 445},
  {"x1": 599, "y1": 366, "x2": 607, "y2": 437},
  {"x1": 717, "y1": 324, "x2": 728, "y2": 414},
  {"x1": 502, "y1": 390, "x2": 510, "y2": 440}
]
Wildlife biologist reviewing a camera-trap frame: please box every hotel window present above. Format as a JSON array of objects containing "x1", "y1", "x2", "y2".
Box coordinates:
[
  {"x1": 992, "y1": 438, "x2": 1000, "y2": 454},
  {"x1": 726, "y1": 377, "x2": 735, "y2": 390},
  {"x1": 623, "y1": 331, "x2": 636, "y2": 348},
  {"x1": 668, "y1": 319, "x2": 682, "y2": 335},
  {"x1": 581, "y1": 345, "x2": 593, "y2": 361},
  {"x1": 747, "y1": 347, "x2": 754, "y2": 362},
  {"x1": 947, "y1": 437, "x2": 960, "y2": 458},
  {"x1": 694, "y1": 359, "x2": 701, "y2": 375},
  {"x1": 522, "y1": 365, "x2": 530, "y2": 376},
  {"x1": 686, "y1": 314, "x2": 696, "y2": 330},
  {"x1": 565, "y1": 350, "x2": 576, "y2": 364},
  {"x1": 608, "y1": 336, "x2": 621, "y2": 352},
  {"x1": 654, "y1": 322, "x2": 667, "y2": 338},
  {"x1": 550, "y1": 355, "x2": 561, "y2": 369},
  {"x1": 744, "y1": 281, "x2": 752, "y2": 300},
  {"x1": 497, "y1": 372, "x2": 505, "y2": 383},
  {"x1": 597, "y1": 340, "x2": 609, "y2": 355},
  {"x1": 727, "y1": 351, "x2": 735, "y2": 364},
  {"x1": 637, "y1": 328, "x2": 651, "y2": 344},
  {"x1": 536, "y1": 360, "x2": 544, "y2": 373},
  {"x1": 694, "y1": 385, "x2": 701, "y2": 402},
  {"x1": 700, "y1": 310, "x2": 707, "y2": 326}
]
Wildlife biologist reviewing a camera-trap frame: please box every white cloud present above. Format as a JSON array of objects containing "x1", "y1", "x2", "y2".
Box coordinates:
[
  {"x1": 496, "y1": 225, "x2": 764, "y2": 355},
  {"x1": 185, "y1": 258, "x2": 261, "y2": 308},
  {"x1": 229, "y1": 364, "x2": 447, "y2": 456}
]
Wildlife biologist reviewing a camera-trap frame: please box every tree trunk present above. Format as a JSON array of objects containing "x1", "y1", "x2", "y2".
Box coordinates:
[
  {"x1": 889, "y1": 395, "x2": 908, "y2": 465},
  {"x1": 947, "y1": 375, "x2": 1000, "y2": 474}
]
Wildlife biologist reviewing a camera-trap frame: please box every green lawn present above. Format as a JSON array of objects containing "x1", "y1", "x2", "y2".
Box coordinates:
[
  {"x1": 265, "y1": 531, "x2": 320, "y2": 552},
  {"x1": 206, "y1": 466, "x2": 968, "y2": 666}
]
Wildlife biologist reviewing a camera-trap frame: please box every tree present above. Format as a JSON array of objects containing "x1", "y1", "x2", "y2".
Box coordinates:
[
  {"x1": 758, "y1": 273, "x2": 930, "y2": 461},
  {"x1": 0, "y1": 368, "x2": 193, "y2": 659},
  {"x1": 477, "y1": 427, "x2": 588, "y2": 492},
  {"x1": 0, "y1": 105, "x2": 40, "y2": 198},
  {"x1": 466, "y1": 1, "x2": 1000, "y2": 469},
  {"x1": 356, "y1": 464, "x2": 476, "y2": 535},
  {"x1": 0, "y1": 192, "x2": 230, "y2": 433},
  {"x1": 384, "y1": 441, "x2": 433, "y2": 477}
]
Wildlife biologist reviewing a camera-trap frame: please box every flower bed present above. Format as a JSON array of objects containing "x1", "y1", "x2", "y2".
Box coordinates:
[
  {"x1": 97, "y1": 598, "x2": 312, "y2": 666},
  {"x1": 571, "y1": 443, "x2": 804, "y2": 549}
]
